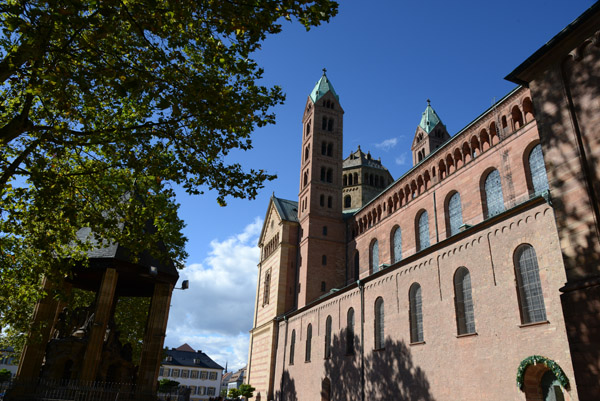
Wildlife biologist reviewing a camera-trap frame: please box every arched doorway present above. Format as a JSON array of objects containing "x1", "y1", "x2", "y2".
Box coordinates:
[
  {"x1": 517, "y1": 356, "x2": 569, "y2": 401},
  {"x1": 321, "y1": 377, "x2": 331, "y2": 401}
]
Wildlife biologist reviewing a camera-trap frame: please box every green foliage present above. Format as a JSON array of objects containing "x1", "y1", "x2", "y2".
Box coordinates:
[
  {"x1": 516, "y1": 355, "x2": 569, "y2": 390},
  {"x1": 0, "y1": 0, "x2": 338, "y2": 338},
  {"x1": 228, "y1": 388, "x2": 241, "y2": 398},
  {"x1": 0, "y1": 368, "x2": 12, "y2": 382},
  {"x1": 157, "y1": 378, "x2": 180, "y2": 392},
  {"x1": 238, "y1": 383, "x2": 255, "y2": 399}
]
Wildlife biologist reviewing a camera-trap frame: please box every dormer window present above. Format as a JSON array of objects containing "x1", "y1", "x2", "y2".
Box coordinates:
[{"x1": 165, "y1": 355, "x2": 173, "y2": 362}]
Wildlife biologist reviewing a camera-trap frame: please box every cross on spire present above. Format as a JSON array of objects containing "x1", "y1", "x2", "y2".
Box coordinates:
[{"x1": 322, "y1": 68, "x2": 327, "y2": 75}]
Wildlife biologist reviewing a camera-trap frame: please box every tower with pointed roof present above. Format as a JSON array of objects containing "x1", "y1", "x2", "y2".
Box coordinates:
[
  {"x1": 411, "y1": 100, "x2": 450, "y2": 165},
  {"x1": 297, "y1": 70, "x2": 346, "y2": 308}
]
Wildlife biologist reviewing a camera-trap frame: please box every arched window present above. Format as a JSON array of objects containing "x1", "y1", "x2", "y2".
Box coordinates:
[
  {"x1": 326, "y1": 168, "x2": 333, "y2": 183},
  {"x1": 327, "y1": 143, "x2": 333, "y2": 156},
  {"x1": 409, "y1": 283, "x2": 423, "y2": 343},
  {"x1": 454, "y1": 267, "x2": 475, "y2": 335},
  {"x1": 529, "y1": 144, "x2": 549, "y2": 195},
  {"x1": 346, "y1": 308, "x2": 355, "y2": 355},
  {"x1": 343, "y1": 175, "x2": 347, "y2": 186},
  {"x1": 353, "y1": 251, "x2": 359, "y2": 281},
  {"x1": 320, "y1": 194, "x2": 325, "y2": 207},
  {"x1": 327, "y1": 118, "x2": 334, "y2": 131},
  {"x1": 344, "y1": 195, "x2": 351, "y2": 208},
  {"x1": 289, "y1": 329, "x2": 295, "y2": 365},
  {"x1": 305, "y1": 324, "x2": 312, "y2": 362},
  {"x1": 515, "y1": 244, "x2": 547, "y2": 324},
  {"x1": 322, "y1": 116, "x2": 327, "y2": 130},
  {"x1": 324, "y1": 315, "x2": 332, "y2": 359},
  {"x1": 322, "y1": 255, "x2": 327, "y2": 265},
  {"x1": 304, "y1": 145, "x2": 310, "y2": 161},
  {"x1": 262, "y1": 269, "x2": 271, "y2": 306},
  {"x1": 392, "y1": 226, "x2": 402, "y2": 263},
  {"x1": 371, "y1": 240, "x2": 379, "y2": 273},
  {"x1": 417, "y1": 211, "x2": 430, "y2": 251},
  {"x1": 348, "y1": 174, "x2": 353, "y2": 185},
  {"x1": 327, "y1": 196, "x2": 332, "y2": 208},
  {"x1": 374, "y1": 297, "x2": 384, "y2": 349},
  {"x1": 321, "y1": 141, "x2": 327, "y2": 155},
  {"x1": 320, "y1": 167, "x2": 326, "y2": 182},
  {"x1": 304, "y1": 170, "x2": 309, "y2": 187},
  {"x1": 448, "y1": 192, "x2": 463, "y2": 236},
  {"x1": 306, "y1": 121, "x2": 311, "y2": 137},
  {"x1": 484, "y1": 169, "x2": 504, "y2": 218}
]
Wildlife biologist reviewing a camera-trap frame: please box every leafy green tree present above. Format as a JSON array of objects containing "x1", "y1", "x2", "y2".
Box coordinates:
[
  {"x1": 157, "y1": 378, "x2": 180, "y2": 392},
  {"x1": 228, "y1": 388, "x2": 241, "y2": 399},
  {"x1": 0, "y1": 368, "x2": 12, "y2": 382},
  {"x1": 0, "y1": 0, "x2": 338, "y2": 341},
  {"x1": 238, "y1": 383, "x2": 255, "y2": 399}
]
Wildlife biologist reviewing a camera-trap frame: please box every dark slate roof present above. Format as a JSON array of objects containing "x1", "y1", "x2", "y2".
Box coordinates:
[
  {"x1": 343, "y1": 147, "x2": 390, "y2": 171},
  {"x1": 75, "y1": 226, "x2": 178, "y2": 278},
  {"x1": 272, "y1": 196, "x2": 299, "y2": 223},
  {"x1": 163, "y1": 348, "x2": 223, "y2": 370}
]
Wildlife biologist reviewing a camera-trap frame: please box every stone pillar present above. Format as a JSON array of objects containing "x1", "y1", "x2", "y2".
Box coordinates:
[
  {"x1": 136, "y1": 282, "x2": 173, "y2": 400},
  {"x1": 80, "y1": 268, "x2": 119, "y2": 382},
  {"x1": 16, "y1": 278, "x2": 59, "y2": 382}
]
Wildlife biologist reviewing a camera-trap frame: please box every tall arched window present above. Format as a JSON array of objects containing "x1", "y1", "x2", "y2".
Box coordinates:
[
  {"x1": 327, "y1": 143, "x2": 333, "y2": 156},
  {"x1": 374, "y1": 297, "x2": 384, "y2": 349},
  {"x1": 417, "y1": 211, "x2": 430, "y2": 251},
  {"x1": 371, "y1": 240, "x2": 379, "y2": 273},
  {"x1": 353, "y1": 251, "x2": 359, "y2": 281},
  {"x1": 262, "y1": 269, "x2": 271, "y2": 306},
  {"x1": 529, "y1": 144, "x2": 549, "y2": 195},
  {"x1": 305, "y1": 324, "x2": 312, "y2": 362},
  {"x1": 289, "y1": 330, "x2": 296, "y2": 365},
  {"x1": 322, "y1": 116, "x2": 327, "y2": 130},
  {"x1": 324, "y1": 316, "x2": 332, "y2": 359},
  {"x1": 306, "y1": 121, "x2": 311, "y2": 137},
  {"x1": 515, "y1": 244, "x2": 547, "y2": 324},
  {"x1": 448, "y1": 192, "x2": 463, "y2": 236},
  {"x1": 454, "y1": 267, "x2": 475, "y2": 335},
  {"x1": 326, "y1": 168, "x2": 333, "y2": 183},
  {"x1": 484, "y1": 169, "x2": 504, "y2": 218},
  {"x1": 346, "y1": 308, "x2": 355, "y2": 355},
  {"x1": 320, "y1": 167, "x2": 326, "y2": 182},
  {"x1": 392, "y1": 227, "x2": 402, "y2": 263},
  {"x1": 409, "y1": 283, "x2": 423, "y2": 343}
]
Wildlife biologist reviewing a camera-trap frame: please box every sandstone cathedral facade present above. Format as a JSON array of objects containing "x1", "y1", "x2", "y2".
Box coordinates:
[{"x1": 247, "y1": 4, "x2": 600, "y2": 401}]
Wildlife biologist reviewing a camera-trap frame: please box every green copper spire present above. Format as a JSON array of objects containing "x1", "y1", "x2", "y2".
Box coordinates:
[
  {"x1": 309, "y1": 68, "x2": 339, "y2": 103},
  {"x1": 419, "y1": 99, "x2": 442, "y2": 134}
]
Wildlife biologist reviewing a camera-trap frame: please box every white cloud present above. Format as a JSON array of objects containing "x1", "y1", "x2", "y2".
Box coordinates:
[
  {"x1": 165, "y1": 217, "x2": 262, "y2": 372},
  {"x1": 374, "y1": 137, "x2": 398, "y2": 151},
  {"x1": 395, "y1": 152, "x2": 409, "y2": 166}
]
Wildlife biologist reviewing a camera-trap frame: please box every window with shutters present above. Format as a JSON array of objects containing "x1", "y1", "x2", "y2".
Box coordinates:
[
  {"x1": 324, "y1": 316, "x2": 332, "y2": 359},
  {"x1": 346, "y1": 308, "x2": 355, "y2": 355},
  {"x1": 305, "y1": 324, "x2": 312, "y2": 362},
  {"x1": 515, "y1": 244, "x2": 547, "y2": 324},
  {"x1": 391, "y1": 226, "x2": 402, "y2": 263},
  {"x1": 484, "y1": 169, "x2": 504, "y2": 218},
  {"x1": 528, "y1": 144, "x2": 549, "y2": 195},
  {"x1": 454, "y1": 267, "x2": 476, "y2": 335},
  {"x1": 410, "y1": 283, "x2": 424, "y2": 343},
  {"x1": 371, "y1": 240, "x2": 379, "y2": 273},
  {"x1": 374, "y1": 297, "x2": 384, "y2": 349},
  {"x1": 448, "y1": 192, "x2": 463, "y2": 236},
  {"x1": 417, "y1": 211, "x2": 430, "y2": 251}
]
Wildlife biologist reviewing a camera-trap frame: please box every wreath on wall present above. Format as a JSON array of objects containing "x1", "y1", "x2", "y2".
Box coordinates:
[{"x1": 516, "y1": 355, "x2": 569, "y2": 390}]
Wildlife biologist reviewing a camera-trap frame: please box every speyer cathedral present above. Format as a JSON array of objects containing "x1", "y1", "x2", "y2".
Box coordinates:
[{"x1": 247, "y1": 3, "x2": 600, "y2": 400}]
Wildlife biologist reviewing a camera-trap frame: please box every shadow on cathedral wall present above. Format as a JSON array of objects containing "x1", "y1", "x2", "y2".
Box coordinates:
[
  {"x1": 323, "y1": 331, "x2": 435, "y2": 400},
  {"x1": 275, "y1": 370, "x2": 298, "y2": 401},
  {"x1": 532, "y1": 42, "x2": 600, "y2": 396}
]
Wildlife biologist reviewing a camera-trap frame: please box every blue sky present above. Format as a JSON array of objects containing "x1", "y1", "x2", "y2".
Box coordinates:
[{"x1": 165, "y1": 1, "x2": 595, "y2": 371}]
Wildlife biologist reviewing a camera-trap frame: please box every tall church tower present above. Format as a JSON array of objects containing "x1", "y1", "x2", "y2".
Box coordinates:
[
  {"x1": 411, "y1": 100, "x2": 450, "y2": 165},
  {"x1": 297, "y1": 70, "x2": 346, "y2": 308}
]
